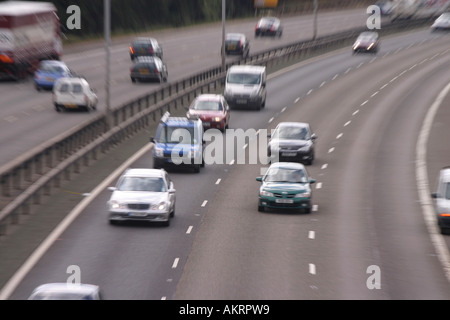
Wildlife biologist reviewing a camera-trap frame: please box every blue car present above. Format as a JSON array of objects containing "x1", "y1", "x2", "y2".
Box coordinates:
[
  {"x1": 151, "y1": 112, "x2": 204, "y2": 173},
  {"x1": 34, "y1": 60, "x2": 74, "y2": 91}
]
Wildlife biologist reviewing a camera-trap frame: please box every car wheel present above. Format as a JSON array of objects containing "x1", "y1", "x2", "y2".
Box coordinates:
[
  {"x1": 163, "y1": 219, "x2": 171, "y2": 227},
  {"x1": 109, "y1": 220, "x2": 119, "y2": 225},
  {"x1": 193, "y1": 164, "x2": 200, "y2": 173},
  {"x1": 304, "y1": 207, "x2": 312, "y2": 214},
  {"x1": 131, "y1": 77, "x2": 136, "y2": 83},
  {"x1": 35, "y1": 85, "x2": 42, "y2": 91},
  {"x1": 170, "y1": 206, "x2": 175, "y2": 218},
  {"x1": 55, "y1": 104, "x2": 62, "y2": 112}
]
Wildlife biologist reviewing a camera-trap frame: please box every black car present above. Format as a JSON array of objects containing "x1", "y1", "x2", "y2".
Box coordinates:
[
  {"x1": 224, "y1": 33, "x2": 250, "y2": 58},
  {"x1": 130, "y1": 56, "x2": 168, "y2": 83},
  {"x1": 129, "y1": 37, "x2": 163, "y2": 60},
  {"x1": 352, "y1": 31, "x2": 380, "y2": 54},
  {"x1": 268, "y1": 122, "x2": 317, "y2": 165},
  {"x1": 255, "y1": 17, "x2": 283, "y2": 37}
]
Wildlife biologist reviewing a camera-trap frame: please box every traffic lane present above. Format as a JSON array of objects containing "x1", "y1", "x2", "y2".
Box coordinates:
[
  {"x1": 427, "y1": 91, "x2": 450, "y2": 249},
  {"x1": 174, "y1": 38, "x2": 450, "y2": 299},
  {"x1": 8, "y1": 151, "x2": 236, "y2": 300}
]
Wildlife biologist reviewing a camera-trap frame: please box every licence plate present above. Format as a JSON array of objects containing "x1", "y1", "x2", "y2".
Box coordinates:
[
  {"x1": 227, "y1": 44, "x2": 236, "y2": 50},
  {"x1": 281, "y1": 152, "x2": 297, "y2": 157},
  {"x1": 236, "y1": 99, "x2": 247, "y2": 104},
  {"x1": 45, "y1": 77, "x2": 54, "y2": 81},
  {"x1": 139, "y1": 69, "x2": 150, "y2": 74},
  {"x1": 275, "y1": 199, "x2": 294, "y2": 204},
  {"x1": 129, "y1": 212, "x2": 147, "y2": 217},
  {"x1": 64, "y1": 104, "x2": 77, "y2": 108}
]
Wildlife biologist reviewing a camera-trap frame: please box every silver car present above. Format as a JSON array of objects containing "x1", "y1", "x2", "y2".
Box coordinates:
[
  {"x1": 28, "y1": 283, "x2": 102, "y2": 300},
  {"x1": 108, "y1": 168, "x2": 176, "y2": 226},
  {"x1": 432, "y1": 166, "x2": 450, "y2": 234}
]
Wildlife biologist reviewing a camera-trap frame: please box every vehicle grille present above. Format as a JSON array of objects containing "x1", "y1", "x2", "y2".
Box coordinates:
[
  {"x1": 127, "y1": 203, "x2": 150, "y2": 210},
  {"x1": 273, "y1": 193, "x2": 295, "y2": 198}
]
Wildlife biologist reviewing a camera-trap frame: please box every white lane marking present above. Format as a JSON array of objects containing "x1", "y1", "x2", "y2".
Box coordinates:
[
  {"x1": 344, "y1": 67, "x2": 351, "y2": 74},
  {"x1": 307, "y1": 89, "x2": 313, "y2": 95},
  {"x1": 201, "y1": 200, "x2": 208, "y2": 207},
  {"x1": 320, "y1": 81, "x2": 326, "y2": 87},
  {"x1": 308, "y1": 231, "x2": 315, "y2": 239},
  {"x1": 161, "y1": 296, "x2": 167, "y2": 300},
  {"x1": 0, "y1": 143, "x2": 155, "y2": 300},
  {"x1": 332, "y1": 74, "x2": 338, "y2": 80},
  {"x1": 389, "y1": 76, "x2": 398, "y2": 83},
  {"x1": 309, "y1": 263, "x2": 316, "y2": 275},
  {"x1": 4, "y1": 116, "x2": 18, "y2": 123},
  {"x1": 229, "y1": 159, "x2": 235, "y2": 165},
  {"x1": 370, "y1": 57, "x2": 377, "y2": 63},
  {"x1": 281, "y1": 106, "x2": 287, "y2": 112},
  {"x1": 344, "y1": 121, "x2": 351, "y2": 127},
  {"x1": 186, "y1": 226, "x2": 193, "y2": 234},
  {"x1": 328, "y1": 147, "x2": 335, "y2": 153},
  {"x1": 215, "y1": 178, "x2": 221, "y2": 185},
  {"x1": 357, "y1": 62, "x2": 363, "y2": 68},
  {"x1": 361, "y1": 100, "x2": 368, "y2": 106},
  {"x1": 380, "y1": 84, "x2": 388, "y2": 90},
  {"x1": 294, "y1": 97, "x2": 300, "y2": 103},
  {"x1": 172, "y1": 258, "x2": 179, "y2": 269},
  {"x1": 371, "y1": 91, "x2": 379, "y2": 98},
  {"x1": 416, "y1": 81, "x2": 450, "y2": 283},
  {"x1": 352, "y1": 110, "x2": 359, "y2": 116},
  {"x1": 336, "y1": 133, "x2": 343, "y2": 139},
  {"x1": 312, "y1": 204, "x2": 318, "y2": 212},
  {"x1": 268, "y1": 117, "x2": 274, "y2": 123},
  {"x1": 321, "y1": 164, "x2": 328, "y2": 170},
  {"x1": 316, "y1": 182, "x2": 322, "y2": 189}
]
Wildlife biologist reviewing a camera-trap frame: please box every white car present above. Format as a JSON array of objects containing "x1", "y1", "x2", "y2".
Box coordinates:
[
  {"x1": 431, "y1": 12, "x2": 450, "y2": 31},
  {"x1": 107, "y1": 168, "x2": 176, "y2": 226},
  {"x1": 28, "y1": 283, "x2": 102, "y2": 300},
  {"x1": 52, "y1": 77, "x2": 98, "y2": 112}
]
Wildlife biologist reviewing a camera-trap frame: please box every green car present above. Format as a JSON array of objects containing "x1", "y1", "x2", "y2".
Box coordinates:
[{"x1": 256, "y1": 162, "x2": 316, "y2": 213}]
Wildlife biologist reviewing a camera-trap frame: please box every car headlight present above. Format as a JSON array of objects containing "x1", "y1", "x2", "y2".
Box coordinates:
[
  {"x1": 110, "y1": 201, "x2": 125, "y2": 210},
  {"x1": 152, "y1": 202, "x2": 166, "y2": 210},
  {"x1": 154, "y1": 147, "x2": 164, "y2": 157},
  {"x1": 260, "y1": 190, "x2": 274, "y2": 197},
  {"x1": 214, "y1": 116, "x2": 222, "y2": 122},
  {"x1": 295, "y1": 192, "x2": 311, "y2": 198}
]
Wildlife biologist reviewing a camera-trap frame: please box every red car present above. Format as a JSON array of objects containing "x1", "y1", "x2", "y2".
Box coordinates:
[{"x1": 186, "y1": 94, "x2": 230, "y2": 132}]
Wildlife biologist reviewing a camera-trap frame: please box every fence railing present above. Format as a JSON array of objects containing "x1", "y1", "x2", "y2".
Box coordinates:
[{"x1": 0, "y1": 17, "x2": 433, "y2": 235}]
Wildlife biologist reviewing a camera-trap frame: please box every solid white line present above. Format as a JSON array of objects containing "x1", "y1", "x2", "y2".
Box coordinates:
[
  {"x1": 309, "y1": 263, "x2": 316, "y2": 275},
  {"x1": 215, "y1": 178, "x2": 221, "y2": 185},
  {"x1": 186, "y1": 226, "x2": 193, "y2": 234},
  {"x1": 308, "y1": 231, "x2": 315, "y2": 239},
  {"x1": 201, "y1": 200, "x2": 208, "y2": 207},
  {"x1": 0, "y1": 143, "x2": 155, "y2": 300},
  {"x1": 172, "y1": 258, "x2": 179, "y2": 269},
  {"x1": 415, "y1": 81, "x2": 450, "y2": 283}
]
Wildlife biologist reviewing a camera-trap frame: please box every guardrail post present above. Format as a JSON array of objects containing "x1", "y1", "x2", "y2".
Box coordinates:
[{"x1": 1, "y1": 173, "x2": 11, "y2": 197}]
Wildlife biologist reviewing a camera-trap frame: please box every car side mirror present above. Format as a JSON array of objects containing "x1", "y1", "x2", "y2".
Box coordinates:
[
  {"x1": 311, "y1": 133, "x2": 317, "y2": 140},
  {"x1": 169, "y1": 188, "x2": 176, "y2": 193},
  {"x1": 431, "y1": 192, "x2": 439, "y2": 199},
  {"x1": 150, "y1": 137, "x2": 155, "y2": 143},
  {"x1": 256, "y1": 177, "x2": 262, "y2": 182},
  {"x1": 309, "y1": 179, "x2": 316, "y2": 184}
]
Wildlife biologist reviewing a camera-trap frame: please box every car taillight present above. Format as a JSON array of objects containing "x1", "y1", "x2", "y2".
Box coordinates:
[
  {"x1": 155, "y1": 68, "x2": 159, "y2": 75},
  {"x1": 149, "y1": 47, "x2": 154, "y2": 54},
  {"x1": 270, "y1": 26, "x2": 274, "y2": 32},
  {"x1": 129, "y1": 46, "x2": 134, "y2": 54},
  {"x1": 0, "y1": 54, "x2": 13, "y2": 64}
]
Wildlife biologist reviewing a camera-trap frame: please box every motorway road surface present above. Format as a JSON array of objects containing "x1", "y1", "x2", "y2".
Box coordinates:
[
  {"x1": 0, "y1": 8, "x2": 373, "y2": 165},
  {"x1": 3, "y1": 26, "x2": 450, "y2": 300}
]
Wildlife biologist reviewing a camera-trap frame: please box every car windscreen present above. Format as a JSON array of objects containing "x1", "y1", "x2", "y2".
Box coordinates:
[
  {"x1": 227, "y1": 73, "x2": 260, "y2": 85},
  {"x1": 158, "y1": 126, "x2": 197, "y2": 144},
  {"x1": 39, "y1": 63, "x2": 65, "y2": 73},
  {"x1": 272, "y1": 126, "x2": 308, "y2": 140},
  {"x1": 446, "y1": 183, "x2": 450, "y2": 200},
  {"x1": 117, "y1": 177, "x2": 166, "y2": 192},
  {"x1": 72, "y1": 83, "x2": 83, "y2": 94},
  {"x1": 191, "y1": 100, "x2": 222, "y2": 111},
  {"x1": 264, "y1": 168, "x2": 308, "y2": 183}
]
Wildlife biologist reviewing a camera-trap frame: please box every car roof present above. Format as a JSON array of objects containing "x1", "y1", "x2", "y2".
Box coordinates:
[
  {"x1": 226, "y1": 33, "x2": 244, "y2": 39},
  {"x1": 276, "y1": 122, "x2": 309, "y2": 128},
  {"x1": 268, "y1": 162, "x2": 306, "y2": 170},
  {"x1": 132, "y1": 37, "x2": 157, "y2": 43},
  {"x1": 358, "y1": 31, "x2": 378, "y2": 38},
  {"x1": 228, "y1": 65, "x2": 266, "y2": 74},
  {"x1": 194, "y1": 94, "x2": 223, "y2": 101},
  {"x1": 55, "y1": 77, "x2": 88, "y2": 85},
  {"x1": 440, "y1": 167, "x2": 450, "y2": 182},
  {"x1": 163, "y1": 117, "x2": 200, "y2": 127},
  {"x1": 123, "y1": 168, "x2": 165, "y2": 178},
  {"x1": 30, "y1": 283, "x2": 99, "y2": 295}
]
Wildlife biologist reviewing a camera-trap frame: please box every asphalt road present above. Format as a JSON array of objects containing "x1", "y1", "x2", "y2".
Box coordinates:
[
  {"x1": 0, "y1": 8, "x2": 371, "y2": 165},
  {"x1": 3, "y1": 26, "x2": 450, "y2": 300}
]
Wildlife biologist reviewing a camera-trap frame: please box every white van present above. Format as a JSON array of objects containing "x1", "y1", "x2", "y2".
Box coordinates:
[
  {"x1": 224, "y1": 65, "x2": 266, "y2": 110},
  {"x1": 432, "y1": 166, "x2": 450, "y2": 234},
  {"x1": 52, "y1": 77, "x2": 98, "y2": 112}
]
